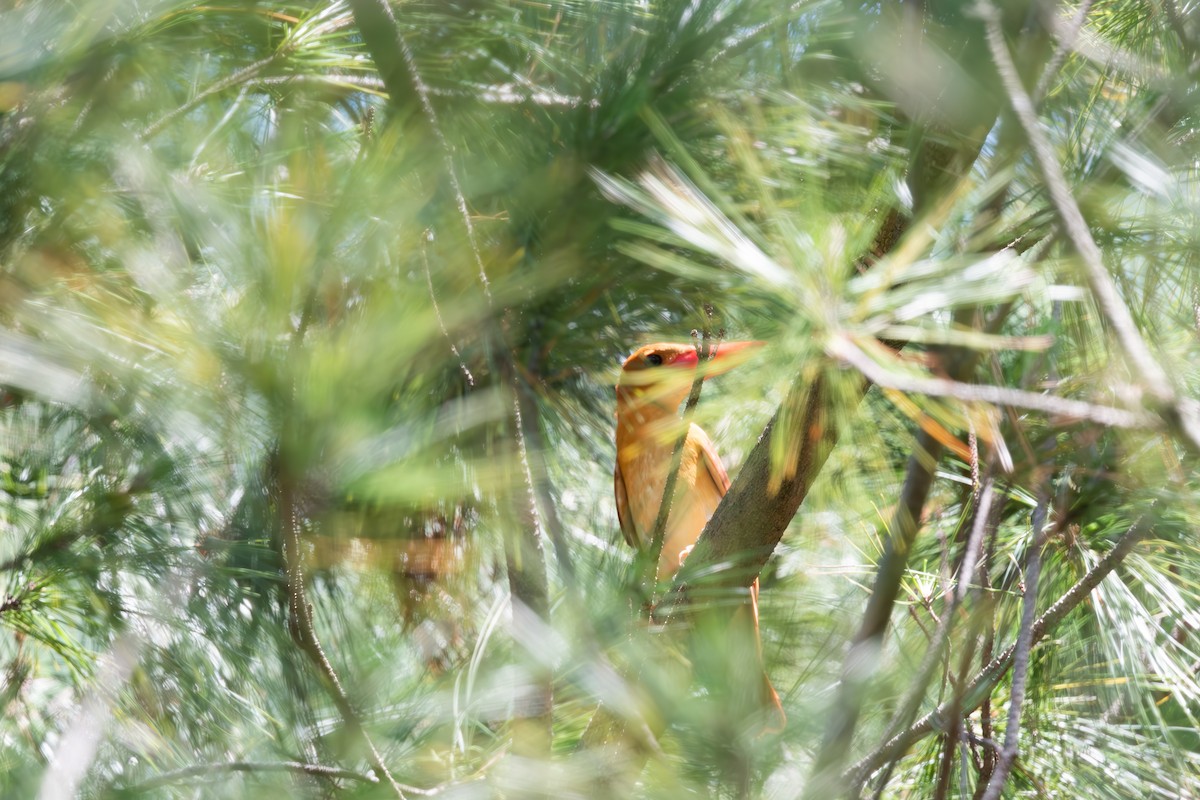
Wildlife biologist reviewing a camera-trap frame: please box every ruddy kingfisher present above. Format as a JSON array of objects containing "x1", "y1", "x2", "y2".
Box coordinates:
[{"x1": 614, "y1": 340, "x2": 785, "y2": 731}]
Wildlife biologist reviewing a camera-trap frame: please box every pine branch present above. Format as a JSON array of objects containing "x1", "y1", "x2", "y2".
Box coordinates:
[
  {"x1": 845, "y1": 512, "x2": 1155, "y2": 790},
  {"x1": 276, "y1": 458, "x2": 407, "y2": 799},
  {"x1": 141, "y1": 53, "x2": 280, "y2": 141},
  {"x1": 1032, "y1": 0, "x2": 1095, "y2": 104},
  {"x1": 804, "y1": 427, "x2": 945, "y2": 798},
  {"x1": 978, "y1": 490, "x2": 1049, "y2": 800},
  {"x1": 663, "y1": 83, "x2": 997, "y2": 614},
  {"x1": 828, "y1": 334, "x2": 1153, "y2": 430},
  {"x1": 976, "y1": 0, "x2": 1200, "y2": 456},
  {"x1": 347, "y1": 0, "x2": 554, "y2": 755}
]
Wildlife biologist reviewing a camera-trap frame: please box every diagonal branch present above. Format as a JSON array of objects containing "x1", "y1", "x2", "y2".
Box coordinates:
[
  {"x1": 141, "y1": 53, "x2": 279, "y2": 141},
  {"x1": 845, "y1": 511, "x2": 1155, "y2": 789},
  {"x1": 977, "y1": 0, "x2": 1200, "y2": 456},
  {"x1": 276, "y1": 456, "x2": 407, "y2": 799},
  {"x1": 803, "y1": 426, "x2": 945, "y2": 799},
  {"x1": 978, "y1": 491, "x2": 1049, "y2": 800},
  {"x1": 1032, "y1": 0, "x2": 1095, "y2": 104},
  {"x1": 829, "y1": 334, "x2": 1154, "y2": 430},
  {"x1": 662, "y1": 62, "x2": 998, "y2": 611},
  {"x1": 867, "y1": 470, "x2": 999, "y2": 800}
]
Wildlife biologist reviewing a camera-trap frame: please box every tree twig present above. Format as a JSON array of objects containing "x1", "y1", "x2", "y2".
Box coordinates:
[
  {"x1": 276, "y1": 457, "x2": 407, "y2": 799},
  {"x1": 977, "y1": 488, "x2": 1049, "y2": 800},
  {"x1": 977, "y1": 0, "x2": 1200, "y2": 455},
  {"x1": 421, "y1": 237, "x2": 474, "y2": 388},
  {"x1": 1032, "y1": 0, "x2": 1095, "y2": 104},
  {"x1": 664, "y1": 115, "x2": 1000, "y2": 610},
  {"x1": 141, "y1": 54, "x2": 280, "y2": 141},
  {"x1": 1160, "y1": 0, "x2": 1196, "y2": 61},
  {"x1": 348, "y1": 0, "x2": 556, "y2": 756},
  {"x1": 862, "y1": 471, "x2": 999, "y2": 800},
  {"x1": 804, "y1": 427, "x2": 945, "y2": 799},
  {"x1": 828, "y1": 334, "x2": 1154, "y2": 431},
  {"x1": 347, "y1": 0, "x2": 491, "y2": 300},
  {"x1": 845, "y1": 511, "x2": 1155, "y2": 789}
]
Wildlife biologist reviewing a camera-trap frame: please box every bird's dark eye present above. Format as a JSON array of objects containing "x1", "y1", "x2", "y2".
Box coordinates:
[{"x1": 646, "y1": 353, "x2": 664, "y2": 366}]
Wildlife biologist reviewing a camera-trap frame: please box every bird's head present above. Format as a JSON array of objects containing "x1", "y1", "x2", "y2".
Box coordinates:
[{"x1": 616, "y1": 340, "x2": 763, "y2": 417}]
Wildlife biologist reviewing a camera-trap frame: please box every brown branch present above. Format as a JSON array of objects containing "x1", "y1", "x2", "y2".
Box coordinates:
[
  {"x1": 931, "y1": 617, "x2": 983, "y2": 800},
  {"x1": 977, "y1": 0, "x2": 1200, "y2": 456},
  {"x1": 808, "y1": 291, "x2": 1015, "y2": 796},
  {"x1": 845, "y1": 511, "x2": 1155, "y2": 790},
  {"x1": 972, "y1": 497, "x2": 1001, "y2": 800},
  {"x1": 276, "y1": 458, "x2": 407, "y2": 799},
  {"x1": 662, "y1": 61, "x2": 999, "y2": 610},
  {"x1": 861, "y1": 472, "x2": 999, "y2": 799},
  {"x1": 658, "y1": 368, "x2": 836, "y2": 624}
]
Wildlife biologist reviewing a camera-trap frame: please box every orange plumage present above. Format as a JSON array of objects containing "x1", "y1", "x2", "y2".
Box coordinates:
[{"x1": 614, "y1": 340, "x2": 784, "y2": 731}]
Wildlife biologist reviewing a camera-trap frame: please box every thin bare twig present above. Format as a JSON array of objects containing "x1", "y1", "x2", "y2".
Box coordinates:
[
  {"x1": 277, "y1": 461, "x2": 407, "y2": 799},
  {"x1": 864, "y1": 471, "x2": 997, "y2": 799},
  {"x1": 348, "y1": 0, "x2": 556, "y2": 757},
  {"x1": 931, "y1": 616, "x2": 984, "y2": 800},
  {"x1": 829, "y1": 334, "x2": 1154, "y2": 430},
  {"x1": 504, "y1": 390, "x2": 554, "y2": 752},
  {"x1": 422, "y1": 236, "x2": 474, "y2": 388},
  {"x1": 359, "y1": 0, "x2": 492, "y2": 299},
  {"x1": 141, "y1": 54, "x2": 280, "y2": 141},
  {"x1": 514, "y1": 366, "x2": 576, "y2": 582},
  {"x1": 978, "y1": 492, "x2": 1049, "y2": 800},
  {"x1": 977, "y1": 0, "x2": 1200, "y2": 455},
  {"x1": 804, "y1": 427, "x2": 945, "y2": 799},
  {"x1": 846, "y1": 511, "x2": 1155, "y2": 789},
  {"x1": 1033, "y1": 0, "x2": 1095, "y2": 104},
  {"x1": 972, "y1": 483, "x2": 1003, "y2": 800}
]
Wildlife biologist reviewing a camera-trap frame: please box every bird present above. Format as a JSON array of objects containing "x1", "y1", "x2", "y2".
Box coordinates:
[{"x1": 614, "y1": 340, "x2": 785, "y2": 732}]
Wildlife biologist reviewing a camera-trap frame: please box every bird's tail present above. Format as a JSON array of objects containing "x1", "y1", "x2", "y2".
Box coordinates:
[
  {"x1": 760, "y1": 671, "x2": 786, "y2": 735},
  {"x1": 751, "y1": 579, "x2": 787, "y2": 734}
]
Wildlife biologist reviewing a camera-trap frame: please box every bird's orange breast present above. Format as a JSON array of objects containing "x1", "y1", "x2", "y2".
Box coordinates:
[{"x1": 617, "y1": 423, "x2": 725, "y2": 577}]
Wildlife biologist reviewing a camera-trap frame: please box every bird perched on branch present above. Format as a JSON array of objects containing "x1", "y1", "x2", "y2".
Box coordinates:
[{"x1": 614, "y1": 340, "x2": 785, "y2": 732}]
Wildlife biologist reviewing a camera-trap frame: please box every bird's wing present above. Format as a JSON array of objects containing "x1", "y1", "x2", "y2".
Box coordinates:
[
  {"x1": 693, "y1": 424, "x2": 732, "y2": 497},
  {"x1": 614, "y1": 460, "x2": 639, "y2": 548}
]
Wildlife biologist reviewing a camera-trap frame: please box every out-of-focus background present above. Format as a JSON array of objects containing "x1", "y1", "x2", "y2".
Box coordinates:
[{"x1": 1, "y1": 1, "x2": 1199, "y2": 797}]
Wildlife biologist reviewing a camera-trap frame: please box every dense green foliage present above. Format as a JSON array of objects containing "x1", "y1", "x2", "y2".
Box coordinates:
[{"x1": 1, "y1": 1, "x2": 1199, "y2": 797}]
